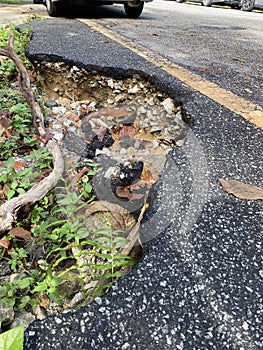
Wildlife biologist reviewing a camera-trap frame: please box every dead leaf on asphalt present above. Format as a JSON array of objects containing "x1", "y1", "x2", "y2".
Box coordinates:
[{"x1": 218, "y1": 178, "x2": 263, "y2": 200}]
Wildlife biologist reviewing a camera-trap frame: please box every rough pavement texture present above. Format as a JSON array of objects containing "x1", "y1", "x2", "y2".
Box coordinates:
[{"x1": 24, "y1": 19, "x2": 262, "y2": 349}]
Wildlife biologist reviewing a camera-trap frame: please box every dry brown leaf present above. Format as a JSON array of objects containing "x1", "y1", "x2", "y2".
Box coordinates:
[
  {"x1": 86, "y1": 200, "x2": 136, "y2": 230},
  {"x1": 116, "y1": 186, "x2": 144, "y2": 201},
  {"x1": 9, "y1": 227, "x2": 32, "y2": 240},
  {"x1": 0, "y1": 236, "x2": 10, "y2": 249},
  {"x1": 141, "y1": 169, "x2": 158, "y2": 186},
  {"x1": 99, "y1": 107, "x2": 127, "y2": 118},
  {"x1": 218, "y1": 178, "x2": 263, "y2": 200},
  {"x1": 118, "y1": 125, "x2": 138, "y2": 138},
  {"x1": 12, "y1": 161, "x2": 27, "y2": 169}
]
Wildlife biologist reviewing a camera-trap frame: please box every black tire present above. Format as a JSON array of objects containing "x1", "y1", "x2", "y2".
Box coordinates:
[
  {"x1": 33, "y1": 0, "x2": 44, "y2": 4},
  {"x1": 202, "y1": 0, "x2": 212, "y2": 6},
  {"x1": 46, "y1": 0, "x2": 64, "y2": 17},
  {"x1": 124, "y1": 1, "x2": 144, "y2": 18},
  {"x1": 242, "y1": 0, "x2": 255, "y2": 11}
]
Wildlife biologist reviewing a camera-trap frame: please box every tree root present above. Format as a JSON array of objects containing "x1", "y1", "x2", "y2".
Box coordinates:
[{"x1": 0, "y1": 31, "x2": 64, "y2": 235}]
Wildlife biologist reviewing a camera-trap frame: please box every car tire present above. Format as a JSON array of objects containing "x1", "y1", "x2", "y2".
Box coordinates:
[
  {"x1": 242, "y1": 0, "x2": 255, "y2": 11},
  {"x1": 33, "y1": 0, "x2": 44, "y2": 3},
  {"x1": 45, "y1": 0, "x2": 64, "y2": 17},
  {"x1": 124, "y1": 1, "x2": 144, "y2": 18},
  {"x1": 202, "y1": 0, "x2": 212, "y2": 6}
]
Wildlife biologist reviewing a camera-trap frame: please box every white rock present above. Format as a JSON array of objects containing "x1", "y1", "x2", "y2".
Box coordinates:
[
  {"x1": 162, "y1": 98, "x2": 175, "y2": 114},
  {"x1": 107, "y1": 79, "x2": 114, "y2": 88},
  {"x1": 128, "y1": 85, "x2": 139, "y2": 94},
  {"x1": 53, "y1": 133, "x2": 64, "y2": 141},
  {"x1": 69, "y1": 292, "x2": 85, "y2": 308}
]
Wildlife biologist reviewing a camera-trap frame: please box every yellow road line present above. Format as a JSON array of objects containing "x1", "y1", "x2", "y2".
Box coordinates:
[{"x1": 79, "y1": 19, "x2": 263, "y2": 129}]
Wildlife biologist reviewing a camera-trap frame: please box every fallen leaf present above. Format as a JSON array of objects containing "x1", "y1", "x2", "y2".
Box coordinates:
[
  {"x1": 141, "y1": 169, "x2": 158, "y2": 186},
  {"x1": 119, "y1": 125, "x2": 138, "y2": 138},
  {"x1": 9, "y1": 227, "x2": 32, "y2": 240},
  {"x1": 0, "y1": 237, "x2": 10, "y2": 249},
  {"x1": 13, "y1": 161, "x2": 26, "y2": 169},
  {"x1": 116, "y1": 180, "x2": 146, "y2": 201},
  {"x1": 99, "y1": 107, "x2": 127, "y2": 118},
  {"x1": 86, "y1": 200, "x2": 136, "y2": 230},
  {"x1": 218, "y1": 178, "x2": 263, "y2": 200},
  {"x1": 116, "y1": 186, "x2": 144, "y2": 201}
]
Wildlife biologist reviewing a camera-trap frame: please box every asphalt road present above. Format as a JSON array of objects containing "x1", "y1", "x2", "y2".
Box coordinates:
[
  {"x1": 91, "y1": 0, "x2": 263, "y2": 107},
  {"x1": 0, "y1": 2, "x2": 263, "y2": 349}
]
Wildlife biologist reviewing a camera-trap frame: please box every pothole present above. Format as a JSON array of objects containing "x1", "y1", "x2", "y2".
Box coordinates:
[
  {"x1": 0, "y1": 61, "x2": 191, "y2": 330},
  {"x1": 34, "y1": 61, "x2": 190, "y2": 180}
]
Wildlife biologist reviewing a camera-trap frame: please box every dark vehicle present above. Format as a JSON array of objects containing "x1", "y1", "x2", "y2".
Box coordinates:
[
  {"x1": 34, "y1": 0, "x2": 152, "y2": 17},
  {"x1": 241, "y1": 0, "x2": 263, "y2": 10},
  {"x1": 176, "y1": 0, "x2": 241, "y2": 8}
]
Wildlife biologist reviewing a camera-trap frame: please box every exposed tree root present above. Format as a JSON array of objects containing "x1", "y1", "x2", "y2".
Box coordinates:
[{"x1": 0, "y1": 31, "x2": 64, "y2": 235}]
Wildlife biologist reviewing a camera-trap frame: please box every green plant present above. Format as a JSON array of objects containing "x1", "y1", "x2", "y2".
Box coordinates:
[
  {"x1": 0, "y1": 89, "x2": 42, "y2": 160},
  {"x1": 0, "y1": 324, "x2": 25, "y2": 350},
  {"x1": 8, "y1": 248, "x2": 28, "y2": 271},
  {"x1": 0, "y1": 152, "x2": 52, "y2": 200},
  {"x1": 0, "y1": 25, "x2": 31, "y2": 86},
  {"x1": 0, "y1": 169, "x2": 137, "y2": 311},
  {"x1": 0, "y1": 274, "x2": 39, "y2": 310}
]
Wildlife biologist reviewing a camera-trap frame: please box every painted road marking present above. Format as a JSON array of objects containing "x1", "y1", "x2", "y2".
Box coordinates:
[{"x1": 79, "y1": 19, "x2": 263, "y2": 130}]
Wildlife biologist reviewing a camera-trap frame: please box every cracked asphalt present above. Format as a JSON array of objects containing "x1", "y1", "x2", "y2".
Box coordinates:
[{"x1": 0, "y1": 7, "x2": 262, "y2": 349}]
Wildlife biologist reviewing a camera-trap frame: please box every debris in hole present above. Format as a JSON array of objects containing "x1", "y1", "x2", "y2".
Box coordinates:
[{"x1": 32, "y1": 61, "x2": 190, "y2": 207}]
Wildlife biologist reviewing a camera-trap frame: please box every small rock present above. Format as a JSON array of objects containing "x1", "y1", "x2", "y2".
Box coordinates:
[
  {"x1": 63, "y1": 131, "x2": 87, "y2": 155},
  {"x1": 10, "y1": 310, "x2": 35, "y2": 329},
  {"x1": 128, "y1": 85, "x2": 139, "y2": 94},
  {"x1": 58, "y1": 97, "x2": 71, "y2": 107},
  {"x1": 162, "y1": 98, "x2": 175, "y2": 114},
  {"x1": 68, "y1": 292, "x2": 85, "y2": 308},
  {"x1": 53, "y1": 133, "x2": 64, "y2": 141},
  {"x1": 0, "y1": 303, "x2": 15, "y2": 327},
  {"x1": 52, "y1": 106, "x2": 67, "y2": 115},
  {"x1": 44, "y1": 99, "x2": 58, "y2": 108},
  {"x1": 32, "y1": 305, "x2": 47, "y2": 320}
]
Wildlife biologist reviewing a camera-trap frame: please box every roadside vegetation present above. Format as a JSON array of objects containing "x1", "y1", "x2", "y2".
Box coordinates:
[
  {"x1": 0, "y1": 0, "x2": 31, "y2": 5},
  {"x1": 0, "y1": 20, "x2": 138, "y2": 340}
]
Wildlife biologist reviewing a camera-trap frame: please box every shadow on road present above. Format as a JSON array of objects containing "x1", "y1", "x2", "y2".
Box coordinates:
[{"x1": 55, "y1": 4, "x2": 153, "y2": 20}]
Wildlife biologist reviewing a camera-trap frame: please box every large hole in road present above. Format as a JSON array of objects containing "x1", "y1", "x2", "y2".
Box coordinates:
[
  {"x1": 33, "y1": 59, "x2": 191, "y2": 279},
  {"x1": 33, "y1": 61, "x2": 191, "y2": 219},
  {"x1": 0, "y1": 61, "x2": 192, "y2": 330}
]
